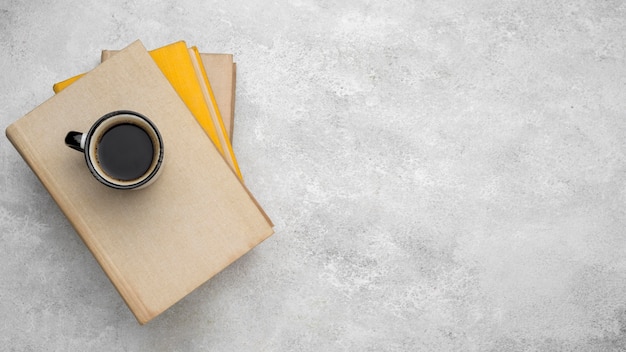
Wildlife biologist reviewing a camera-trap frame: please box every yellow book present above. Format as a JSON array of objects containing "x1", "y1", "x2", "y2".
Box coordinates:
[
  {"x1": 53, "y1": 41, "x2": 224, "y2": 156},
  {"x1": 188, "y1": 47, "x2": 242, "y2": 180},
  {"x1": 145, "y1": 41, "x2": 223, "y2": 155},
  {"x1": 53, "y1": 75, "x2": 82, "y2": 91}
]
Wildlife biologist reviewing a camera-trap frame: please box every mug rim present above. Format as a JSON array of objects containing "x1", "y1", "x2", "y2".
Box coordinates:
[{"x1": 84, "y1": 110, "x2": 164, "y2": 190}]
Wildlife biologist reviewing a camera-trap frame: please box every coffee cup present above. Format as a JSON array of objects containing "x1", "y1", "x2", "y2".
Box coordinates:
[{"x1": 65, "y1": 110, "x2": 164, "y2": 190}]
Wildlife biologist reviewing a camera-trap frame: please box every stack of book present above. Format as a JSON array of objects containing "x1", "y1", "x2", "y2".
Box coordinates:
[{"x1": 5, "y1": 40, "x2": 274, "y2": 324}]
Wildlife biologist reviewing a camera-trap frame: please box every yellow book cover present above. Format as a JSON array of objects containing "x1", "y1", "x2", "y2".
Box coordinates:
[
  {"x1": 145, "y1": 41, "x2": 223, "y2": 155},
  {"x1": 189, "y1": 47, "x2": 242, "y2": 180}
]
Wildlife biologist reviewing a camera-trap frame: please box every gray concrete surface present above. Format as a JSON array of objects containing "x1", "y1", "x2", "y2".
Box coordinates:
[{"x1": 1, "y1": 0, "x2": 626, "y2": 350}]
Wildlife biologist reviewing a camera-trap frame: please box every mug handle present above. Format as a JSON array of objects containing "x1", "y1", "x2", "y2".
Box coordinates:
[{"x1": 65, "y1": 131, "x2": 86, "y2": 152}]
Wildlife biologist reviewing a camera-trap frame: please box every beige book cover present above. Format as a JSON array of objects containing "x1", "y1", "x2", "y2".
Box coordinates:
[
  {"x1": 102, "y1": 49, "x2": 237, "y2": 141},
  {"x1": 5, "y1": 40, "x2": 273, "y2": 324}
]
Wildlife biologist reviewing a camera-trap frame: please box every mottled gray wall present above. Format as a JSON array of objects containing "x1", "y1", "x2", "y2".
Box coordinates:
[{"x1": 1, "y1": 1, "x2": 626, "y2": 351}]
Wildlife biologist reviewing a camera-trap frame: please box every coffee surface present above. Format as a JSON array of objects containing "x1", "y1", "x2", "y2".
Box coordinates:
[{"x1": 97, "y1": 123, "x2": 154, "y2": 181}]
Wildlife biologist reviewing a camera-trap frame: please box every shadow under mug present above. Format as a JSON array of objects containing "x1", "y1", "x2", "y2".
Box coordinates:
[{"x1": 65, "y1": 110, "x2": 164, "y2": 190}]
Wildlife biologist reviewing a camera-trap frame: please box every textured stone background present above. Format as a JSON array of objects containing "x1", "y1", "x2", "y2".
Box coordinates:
[{"x1": 1, "y1": 0, "x2": 626, "y2": 350}]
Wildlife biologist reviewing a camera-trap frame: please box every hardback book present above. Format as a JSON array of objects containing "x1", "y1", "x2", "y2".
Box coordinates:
[
  {"x1": 5, "y1": 40, "x2": 273, "y2": 324},
  {"x1": 53, "y1": 42, "x2": 241, "y2": 178}
]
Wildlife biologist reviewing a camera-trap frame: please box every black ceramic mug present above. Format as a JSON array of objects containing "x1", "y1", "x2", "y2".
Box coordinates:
[{"x1": 65, "y1": 110, "x2": 164, "y2": 190}]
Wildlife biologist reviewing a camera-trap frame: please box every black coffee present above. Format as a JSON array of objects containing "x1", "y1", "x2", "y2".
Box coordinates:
[{"x1": 97, "y1": 123, "x2": 154, "y2": 181}]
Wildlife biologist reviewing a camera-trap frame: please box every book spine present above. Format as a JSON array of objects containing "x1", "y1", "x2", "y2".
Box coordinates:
[
  {"x1": 230, "y1": 63, "x2": 237, "y2": 142},
  {"x1": 190, "y1": 47, "x2": 243, "y2": 181}
]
